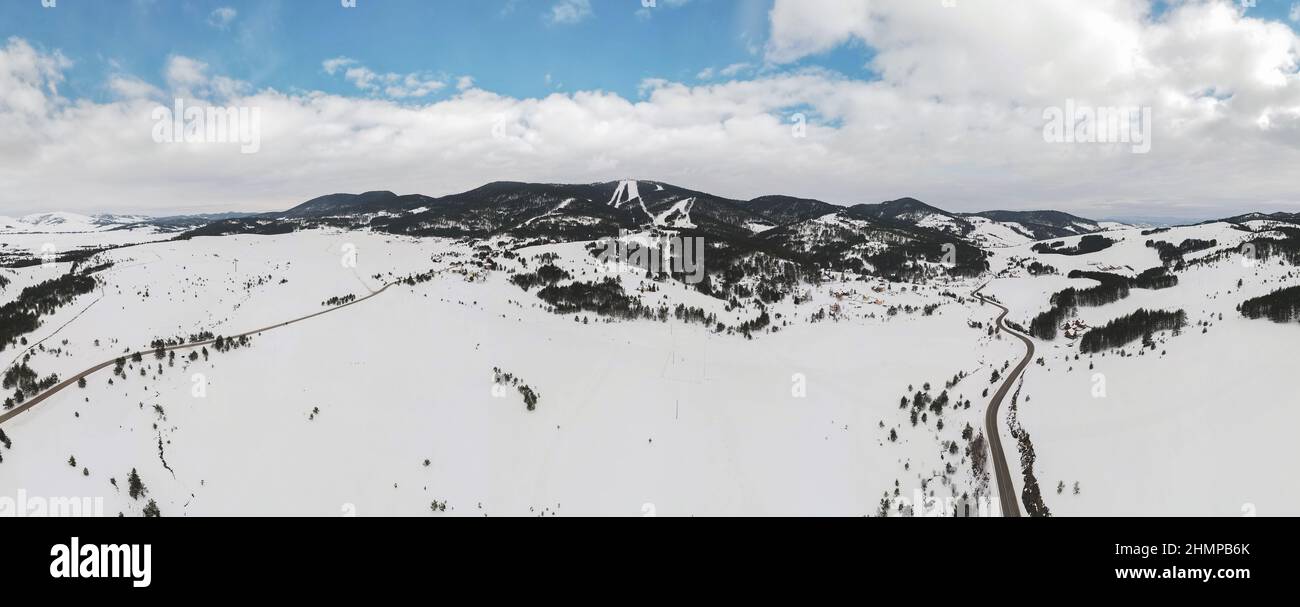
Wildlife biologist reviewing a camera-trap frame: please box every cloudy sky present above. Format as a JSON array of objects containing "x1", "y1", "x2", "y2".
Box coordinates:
[{"x1": 2, "y1": 0, "x2": 1299, "y2": 220}]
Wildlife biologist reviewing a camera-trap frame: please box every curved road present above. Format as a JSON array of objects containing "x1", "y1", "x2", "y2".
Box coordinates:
[
  {"x1": 973, "y1": 284, "x2": 1034, "y2": 518},
  {"x1": 0, "y1": 283, "x2": 393, "y2": 428},
  {"x1": 7, "y1": 275, "x2": 1036, "y2": 519}
]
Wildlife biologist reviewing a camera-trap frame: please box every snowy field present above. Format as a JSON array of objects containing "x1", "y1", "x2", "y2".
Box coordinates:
[
  {"x1": 0, "y1": 228, "x2": 1018, "y2": 516},
  {"x1": 982, "y1": 223, "x2": 1300, "y2": 515},
  {"x1": 2, "y1": 218, "x2": 1296, "y2": 516}
]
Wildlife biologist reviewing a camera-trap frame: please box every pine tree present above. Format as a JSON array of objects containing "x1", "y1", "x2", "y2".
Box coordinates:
[{"x1": 128, "y1": 468, "x2": 147, "y2": 500}]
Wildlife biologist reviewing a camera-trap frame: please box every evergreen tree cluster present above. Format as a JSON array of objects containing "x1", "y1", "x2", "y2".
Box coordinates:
[
  {"x1": 494, "y1": 367, "x2": 541, "y2": 411},
  {"x1": 735, "y1": 309, "x2": 771, "y2": 337},
  {"x1": 1130, "y1": 266, "x2": 1178, "y2": 290},
  {"x1": 3, "y1": 362, "x2": 59, "y2": 408},
  {"x1": 1029, "y1": 268, "x2": 1177, "y2": 340},
  {"x1": 0, "y1": 268, "x2": 102, "y2": 351},
  {"x1": 1239, "y1": 285, "x2": 1300, "y2": 323},
  {"x1": 509, "y1": 264, "x2": 571, "y2": 291},
  {"x1": 1078, "y1": 308, "x2": 1186, "y2": 353},
  {"x1": 1243, "y1": 229, "x2": 1300, "y2": 266},
  {"x1": 518, "y1": 385, "x2": 540, "y2": 411},
  {"x1": 1064, "y1": 270, "x2": 1131, "y2": 306},
  {"x1": 537, "y1": 277, "x2": 648, "y2": 319},
  {"x1": 1026, "y1": 261, "x2": 1057, "y2": 275},
  {"x1": 127, "y1": 468, "x2": 148, "y2": 500},
  {"x1": 1005, "y1": 385, "x2": 1050, "y2": 517},
  {"x1": 1029, "y1": 301, "x2": 1073, "y2": 340},
  {"x1": 211, "y1": 334, "x2": 252, "y2": 353},
  {"x1": 1031, "y1": 235, "x2": 1115, "y2": 256},
  {"x1": 321, "y1": 293, "x2": 358, "y2": 307},
  {"x1": 1145, "y1": 238, "x2": 1217, "y2": 263}
]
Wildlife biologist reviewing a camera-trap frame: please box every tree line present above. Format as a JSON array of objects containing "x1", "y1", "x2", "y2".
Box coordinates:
[
  {"x1": 1029, "y1": 268, "x2": 1177, "y2": 340},
  {"x1": 1146, "y1": 238, "x2": 1217, "y2": 263},
  {"x1": 1031, "y1": 235, "x2": 1115, "y2": 256},
  {"x1": 1239, "y1": 285, "x2": 1300, "y2": 323},
  {"x1": 1079, "y1": 308, "x2": 1186, "y2": 353},
  {"x1": 0, "y1": 267, "x2": 103, "y2": 352}
]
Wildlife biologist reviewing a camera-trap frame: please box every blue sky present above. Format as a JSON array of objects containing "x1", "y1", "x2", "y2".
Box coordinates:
[
  {"x1": 3, "y1": 0, "x2": 1300, "y2": 218},
  {"x1": 0, "y1": 0, "x2": 882, "y2": 102},
  {"x1": 5, "y1": 0, "x2": 1295, "y2": 105}
]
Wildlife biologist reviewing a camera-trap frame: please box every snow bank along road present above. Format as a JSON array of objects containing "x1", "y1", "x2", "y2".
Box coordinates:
[
  {"x1": 0, "y1": 283, "x2": 394, "y2": 428},
  {"x1": 974, "y1": 284, "x2": 1031, "y2": 518}
]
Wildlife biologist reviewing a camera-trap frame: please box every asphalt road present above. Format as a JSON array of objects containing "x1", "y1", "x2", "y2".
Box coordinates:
[
  {"x1": 0, "y1": 283, "x2": 392, "y2": 427},
  {"x1": 6, "y1": 277, "x2": 1037, "y2": 520},
  {"x1": 974, "y1": 284, "x2": 1033, "y2": 518}
]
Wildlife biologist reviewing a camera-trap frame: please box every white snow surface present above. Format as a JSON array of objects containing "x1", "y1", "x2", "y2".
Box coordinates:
[
  {"x1": 979, "y1": 222, "x2": 1300, "y2": 515},
  {"x1": 2, "y1": 217, "x2": 1297, "y2": 517},
  {"x1": 1, "y1": 228, "x2": 1014, "y2": 516},
  {"x1": 0, "y1": 213, "x2": 152, "y2": 234}
]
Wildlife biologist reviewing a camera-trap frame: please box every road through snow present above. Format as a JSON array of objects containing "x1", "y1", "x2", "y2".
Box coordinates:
[
  {"x1": 0, "y1": 283, "x2": 394, "y2": 428},
  {"x1": 974, "y1": 284, "x2": 1032, "y2": 518}
]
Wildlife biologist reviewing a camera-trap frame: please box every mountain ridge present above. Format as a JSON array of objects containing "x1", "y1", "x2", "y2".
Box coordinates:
[{"x1": 28, "y1": 180, "x2": 1298, "y2": 245}]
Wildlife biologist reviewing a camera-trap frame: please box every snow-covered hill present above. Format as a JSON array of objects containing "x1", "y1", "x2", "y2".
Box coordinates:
[
  {"x1": 2, "y1": 184, "x2": 1296, "y2": 517},
  {"x1": 0, "y1": 228, "x2": 1016, "y2": 516},
  {"x1": 0, "y1": 213, "x2": 152, "y2": 234}
]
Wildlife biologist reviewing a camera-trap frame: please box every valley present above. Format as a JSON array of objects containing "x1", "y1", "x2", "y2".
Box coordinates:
[{"x1": 1, "y1": 180, "x2": 1297, "y2": 516}]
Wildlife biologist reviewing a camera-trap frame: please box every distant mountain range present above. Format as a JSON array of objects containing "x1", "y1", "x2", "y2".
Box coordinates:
[
  {"x1": 0, "y1": 212, "x2": 152, "y2": 234},
  {"x1": 172, "y1": 180, "x2": 1115, "y2": 249},
  {"x1": 10, "y1": 180, "x2": 1298, "y2": 252},
  {"x1": 0, "y1": 211, "x2": 258, "y2": 234}
]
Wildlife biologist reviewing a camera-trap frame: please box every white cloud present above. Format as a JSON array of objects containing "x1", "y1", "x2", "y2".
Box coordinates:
[
  {"x1": 697, "y1": 63, "x2": 753, "y2": 80},
  {"x1": 636, "y1": 0, "x2": 692, "y2": 19},
  {"x1": 322, "y1": 57, "x2": 445, "y2": 98},
  {"x1": 207, "y1": 7, "x2": 237, "y2": 30},
  {"x1": 322, "y1": 57, "x2": 356, "y2": 75},
  {"x1": 765, "y1": 0, "x2": 874, "y2": 64},
  {"x1": 107, "y1": 75, "x2": 162, "y2": 99},
  {"x1": 547, "y1": 0, "x2": 592, "y2": 25},
  {"x1": 1291, "y1": 3, "x2": 1299, "y2": 23},
  {"x1": 164, "y1": 55, "x2": 247, "y2": 99},
  {"x1": 4, "y1": 1, "x2": 1300, "y2": 219}
]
